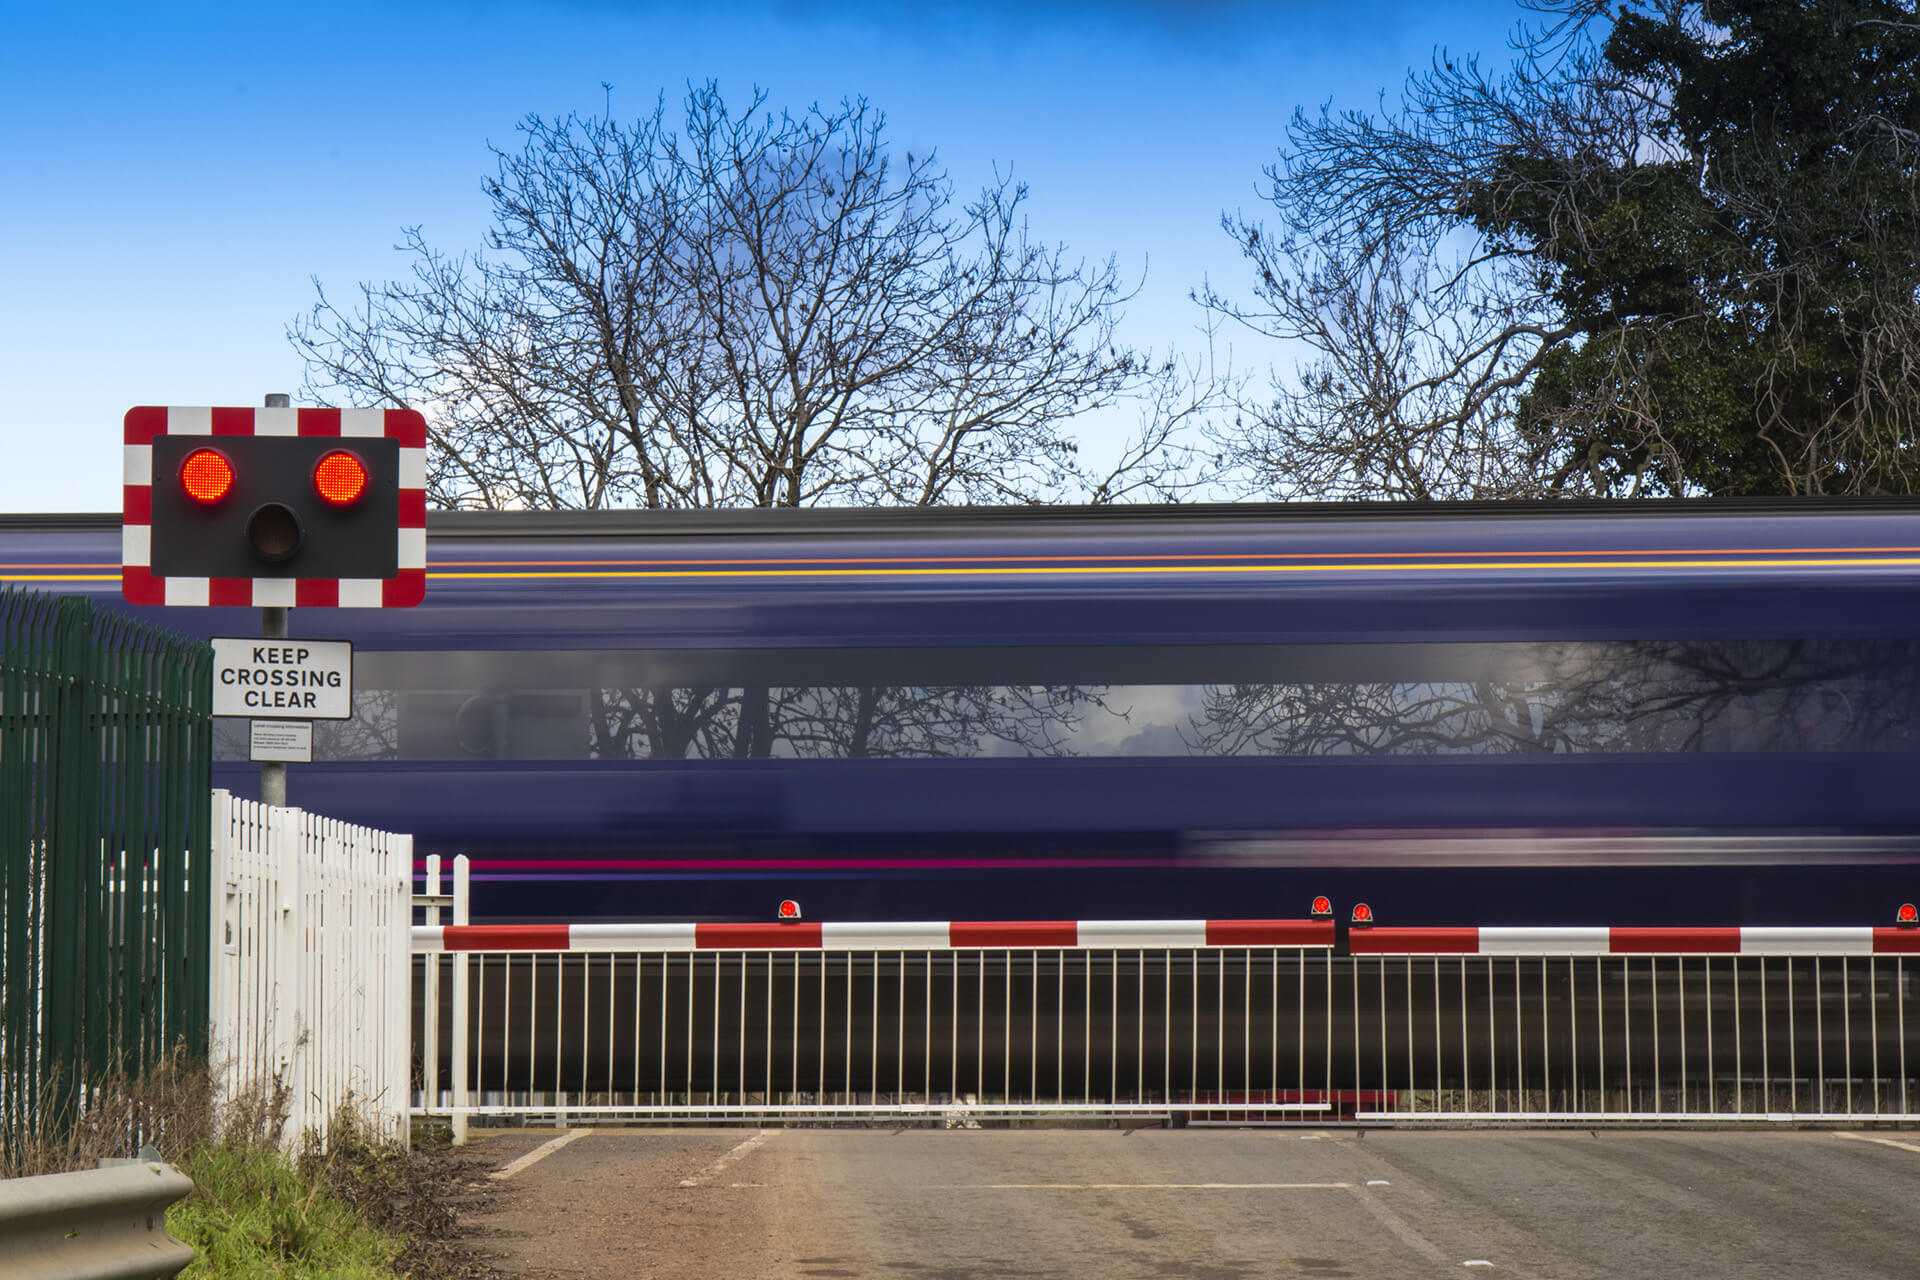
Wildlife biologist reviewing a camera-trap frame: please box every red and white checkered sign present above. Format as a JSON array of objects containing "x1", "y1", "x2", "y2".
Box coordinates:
[{"x1": 122, "y1": 405, "x2": 427, "y2": 607}]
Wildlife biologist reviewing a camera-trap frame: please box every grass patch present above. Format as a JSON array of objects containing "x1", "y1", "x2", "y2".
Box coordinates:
[{"x1": 169, "y1": 1142, "x2": 403, "y2": 1279}]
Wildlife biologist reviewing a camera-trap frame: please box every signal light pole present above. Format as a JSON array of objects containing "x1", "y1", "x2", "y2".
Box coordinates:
[{"x1": 260, "y1": 392, "x2": 291, "y2": 807}]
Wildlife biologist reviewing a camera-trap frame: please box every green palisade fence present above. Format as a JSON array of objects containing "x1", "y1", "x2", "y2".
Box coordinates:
[{"x1": 0, "y1": 587, "x2": 212, "y2": 1158}]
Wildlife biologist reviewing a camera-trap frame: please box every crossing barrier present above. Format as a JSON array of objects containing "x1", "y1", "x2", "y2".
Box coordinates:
[{"x1": 411, "y1": 859, "x2": 1920, "y2": 1130}]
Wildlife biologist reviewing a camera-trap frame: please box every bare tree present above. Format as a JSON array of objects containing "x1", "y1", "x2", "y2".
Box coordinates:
[
  {"x1": 292, "y1": 83, "x2": 1195, "y2": 511},
  {"x1": 1204, "y1": 1, "x2": 1920, "y2": 499}
]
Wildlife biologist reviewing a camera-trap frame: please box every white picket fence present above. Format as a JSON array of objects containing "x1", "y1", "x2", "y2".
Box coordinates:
[{"x1": 208, "y1": 789, "x2": 412, "y2": 1146}]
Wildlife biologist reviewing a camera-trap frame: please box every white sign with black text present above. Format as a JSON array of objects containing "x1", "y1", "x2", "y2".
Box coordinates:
[
  {"x1": 249, "y1": 720, "x2": 314, "y2": 763},
  {"x1": 211, "y1": 637, "x2": 353, "y2": 720}
]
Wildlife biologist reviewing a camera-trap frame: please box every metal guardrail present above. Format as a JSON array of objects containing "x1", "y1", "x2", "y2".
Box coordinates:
[{"x1": 0, "y1": 1161, "x2": 195, "y2": 1279}]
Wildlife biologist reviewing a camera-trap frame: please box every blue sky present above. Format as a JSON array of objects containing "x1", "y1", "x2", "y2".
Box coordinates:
[{"x1": 0, "y1": 0, "x2": 1519, "y2": 511}]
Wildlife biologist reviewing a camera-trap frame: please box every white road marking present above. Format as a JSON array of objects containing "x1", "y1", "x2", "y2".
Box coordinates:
[
  {"x1": 1344, "y1": 1184, "x2": 1453, "y2": 1267},
  {"x1": 967, "y1": 1189, "x2": 1359, "y2": 1197},
  {"x1": 1366, "y1": 1179, "x2": 1392, "y2": 1186},
  {"x1": 1835, "y1": 1131, "x2": 1920, "y2": 1155},
  {"x1": 1463, "y1": 1262, "x2": 1495, "y2": 1269},
  {"x1": 679, "y1": 1130, "x2": 775, "y2": 1187},
  {"x1": 489, "y1": 1128, "x2": 590, "y2": 1181}
]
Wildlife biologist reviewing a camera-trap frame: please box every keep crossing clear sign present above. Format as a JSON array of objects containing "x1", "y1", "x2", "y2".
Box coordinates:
[{"x1": 211, "y1": 638, "x2": 353, "y2": 719}]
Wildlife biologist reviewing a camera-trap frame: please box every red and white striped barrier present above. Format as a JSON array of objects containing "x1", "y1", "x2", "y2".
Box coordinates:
[
  {"x1": 413, "y1": 917, "x2": 1336, "y2": 954},
  {"x1": 1349, "y1": 925, "x2": 1920, "y2": 956}
]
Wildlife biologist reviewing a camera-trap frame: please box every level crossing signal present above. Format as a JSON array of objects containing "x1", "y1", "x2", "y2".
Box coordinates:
[{"x1": 121, "y1": 405, "x2": 426, "y2": 607}]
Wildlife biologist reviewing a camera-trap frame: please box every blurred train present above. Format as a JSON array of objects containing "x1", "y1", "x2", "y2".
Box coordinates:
[{"x1": 7, "y1": 500, "x2": 1920, "y2": 926}]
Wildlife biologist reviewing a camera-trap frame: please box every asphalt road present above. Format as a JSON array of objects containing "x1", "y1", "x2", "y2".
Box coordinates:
[{"x1": 469, "y1": 1126, "x2": 1920, "y2": 1279}]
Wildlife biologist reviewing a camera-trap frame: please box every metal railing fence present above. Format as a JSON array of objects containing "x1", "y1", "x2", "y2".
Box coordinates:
[
  {"x1": 1344, "y1": 951, "x2": 1916, "y2": 1122},
  {"x1": 417, "y1": 946, "x2": 1360, "y2": 1124},
  {"x1": 1, "y1": 588, "x2": 212, "y2": 1160},
  {"x1": 410, "y1": 861, "x2": 1920, "y2": 1129},
  {"x1": 210, "y1": 791, "x2": 412, "y2": 1146}
]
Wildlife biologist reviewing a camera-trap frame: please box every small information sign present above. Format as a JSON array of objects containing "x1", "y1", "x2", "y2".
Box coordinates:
[
  {"x1": 249, "y1": 720, "x2": 313, "y2": 763},
  {"x1": 211, "y1": 637, "x2": 353, "y2": 719}
]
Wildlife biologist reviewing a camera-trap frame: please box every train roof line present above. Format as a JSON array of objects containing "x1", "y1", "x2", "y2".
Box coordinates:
[{"x1": 12, "y1": 497, "x2": 1920, "y2": 539}]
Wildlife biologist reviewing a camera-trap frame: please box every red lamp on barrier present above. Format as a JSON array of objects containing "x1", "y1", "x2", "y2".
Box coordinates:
[
  {"x1": 1310, "y1": 895, "x2": 1333, "y2": 918},
  {"x1": 778, "y1": 899, "x2": 803, "y2": 921},
  {"x1": 1350, "y1": 902, "x2": 1374, "y2": 928},
  {"x1": 1898, "y1": 902, "x2": 1918, "y2": 928}
]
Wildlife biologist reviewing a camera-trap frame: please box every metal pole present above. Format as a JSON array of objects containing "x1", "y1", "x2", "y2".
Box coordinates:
[{"x1": 259, "y1": 394, "x2": 291, "y2": 809}]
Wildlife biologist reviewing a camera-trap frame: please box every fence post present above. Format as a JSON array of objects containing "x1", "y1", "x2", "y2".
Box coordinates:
[
  {"x1": 392, "y1": 832, "x2": 413, "y2": 1148},
  {"x1": 268, "y1": 804, "x2": 308, "y2": 1145},
  {"x1": 422, "y1": 855, "x2": 441, "y2": 1122},
  {"x1": 206, "y1": 791, "x2": 232, "y2": 1103},
  {"x1": 451, "y1": 854, "x2": 470, "y2": 1146}
]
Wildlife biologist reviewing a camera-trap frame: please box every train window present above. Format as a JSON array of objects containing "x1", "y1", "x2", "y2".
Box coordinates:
[{"x1": 211, "y1": 638, "x2": 1920, "y2": 762}]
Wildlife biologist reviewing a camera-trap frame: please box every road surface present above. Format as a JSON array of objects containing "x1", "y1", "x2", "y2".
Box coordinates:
[{"x1": 469, "y1": 1126, "x2": 1920, "y2": 1278}]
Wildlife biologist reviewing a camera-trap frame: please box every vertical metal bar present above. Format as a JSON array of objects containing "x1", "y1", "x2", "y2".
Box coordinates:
[
  {"x1": 1568, "y1": 957, "x2": 1577, "y2": 1113},
  {"x1": 1033, "y1": 951, "x2": 1041, "y2": 1102},
  {"x1": 1712, "y1": 959, "x2": 1728, "y2": 1113},
  {"x1": 1460, "y1": 958, "x2": 1470, "y2": 1111},
  {"x1": 1816, "y1": 957, "x2": 1825, "y2": 1116},
  {"x1": 1407, "y1": 959, "x2": 1416, "y2": 1116},
  {"x1": 871, "y1": 950, "x2": 879, "y2": 1106},
  {"x1": 660, "y1": 954, "x2": 669, "y2": 1106},
  {"x1": 1787, "y1": 959, "x2": 1797, "y2": 1114},
  {"x1": 1843, "y1": 956, "x2": 1853, "y2": 1117},
  {"x1": 1870, "y1": 956, "x2": 1880, "y2": 1116},
  {"x1": 1897, "y1": 957, "x2": 1907, "y2": 1118},
  {"x1": 1898, "y1": 957, "x2": 1907, "y2": 1118},
  {"x1": 1217, "y1": 947, "x2": 1226, "y2": 1107},
  {"x1": 1650, "y1": 958, "x2": 1659, "y2": 1115},
  {"x1": 898, "y1": 951, "x2": 905, "y2": 1103},
  {"x1": 1514, "y1": 957, "x2": 1523, "y2": 1113},
  {"x1": 1298, "y1": 953, "x2": 1306, "y2": 1112},
  {"x1": 1379, "y1": 958, "x2": 1388, "y2": 1115},
  {"x1": 1760, "y1": 957, "x2": 1770, "y2": 1113},
  {"x1": 1486, "y1": 958, "x2": 1496, "y2": 1113},
  {"x1": 1272, "y1": 950, "x2": 1280, "y2": 1111},
  {"x1": 972, "y1": 950, "x2": 989, "y2": 1103},
  {"x1": 1734, "y1": 958, "x2": 1743, "y2": 1114},
  {"x1": 1351, "y1": 955, "x2": 1360, "y2": 1108},
  {"x1": 1624, "y1": 956, "x2": 1634, "y2": 1113},
  {"x1": 1596, "y1": 957, "x2": 1605, "y2": 1114},
  {"x1": 1325, "y1": 955, "x2": 1332, "y2": 1106},
  {"x1": 1679, "y1": 957, "x2": 1689, "y2": 1114}
]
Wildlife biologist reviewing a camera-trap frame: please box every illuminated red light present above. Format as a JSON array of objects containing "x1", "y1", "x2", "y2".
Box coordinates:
[
  {"x1": 777, "y1": 899, "x2": 802, "y2": 920},
  {"x1": 1310, "y1": 895, "x2": 1333, "y2": 918},
  {"x1": 179, "y1": 448, "x2": 234, "y2": 506},
  {"x1": 312, "y1": 450, "x2": 369, "y2": 507},
  {"x1": 1898, "y1": 902, "x2": 1918, "y2": 927},
  {"x1": 1350, "y1": 902, "x2": 1375, "y2": 927}
]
